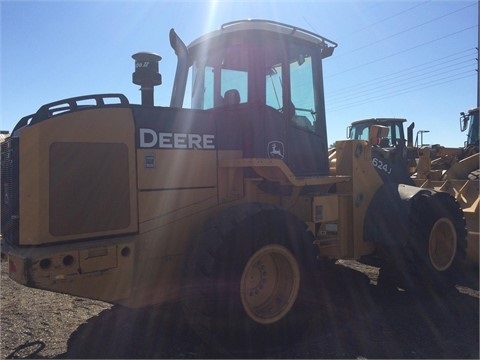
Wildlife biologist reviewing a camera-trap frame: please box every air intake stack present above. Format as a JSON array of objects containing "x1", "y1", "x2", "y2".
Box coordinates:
[{"x1": 132, "y1": 52, "x2": 162, "y2": 106}]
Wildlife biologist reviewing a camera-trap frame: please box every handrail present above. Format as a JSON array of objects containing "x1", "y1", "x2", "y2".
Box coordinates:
[{"x1": 28, "y1": 93, "x2": 129, "y2": 126}]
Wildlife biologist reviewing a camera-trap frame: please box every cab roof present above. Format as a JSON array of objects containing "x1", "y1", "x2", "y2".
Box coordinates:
[
  {"x1": 188, "y1": 19, "x2": 337, "y2": 55},
  {"x1": 351, "y1": 118, "x2": 407, "y2": 126}
]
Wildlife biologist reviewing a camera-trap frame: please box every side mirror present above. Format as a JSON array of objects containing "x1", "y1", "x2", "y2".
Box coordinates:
[
  {"x1": 407, "y1": 122, "x2": 415, "y2": 148},
  {"x1": 460, "y1": 112, "x2": 468, "y2": 132},
  {"x1": 346, "y1": 125, "x2": 352, "y2": 139},
  {"x1": 298, "y1": 54, "x2": 305, "y2": 66}
]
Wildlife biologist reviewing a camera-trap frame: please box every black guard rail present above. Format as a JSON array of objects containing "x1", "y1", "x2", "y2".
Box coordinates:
[{"x1": 13, "y1": 93, "x2": 129, "y2": 132}]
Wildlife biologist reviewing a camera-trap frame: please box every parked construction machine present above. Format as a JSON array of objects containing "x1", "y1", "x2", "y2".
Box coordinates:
[
  {"x1": 345, "y1": 117, "x2": 415, "y2": 184},
  {"x1": 346, "y1": 114, "x2": 479, "y2": 266},
  {"x1": 461, "y1": 107, "x2": 479, "y2": 155},
  {"x1": 414, "y1": 108, "x2": 479, "y2": 181},
  {"x1": 0, "y1": 20, "x2": 470, "y2": 351},
  {"x1": 413, "y1": 108, "x2": 479, "y2": 266}
]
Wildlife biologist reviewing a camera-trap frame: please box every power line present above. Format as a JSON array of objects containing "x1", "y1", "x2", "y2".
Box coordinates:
[
  {"x1": 327, "y1": 71, "x2": 475, "y2": 112},
  {"x1": 302, "y1": 1, "x2": 431, "y2": 44},
  {"x1": 329, "y1": 64, "x2": 474, "y2": 103},
  {"x1": 327, "y1": 53, "x2": 476, "y2": 102},
  {"x1": 328, "y1": 49, "x2": 476, "y2": 98},
  {"x1": 334, "y1": 2, "x2": 476, "y2": 59},
  {"x1": 317, "y1": 2, "x2": 478, "y2": 113},
  {"x1": 326, "y1": 25, "x2": 477, "y2": 78},
  {"x1": 327, "y1": 64, "x2": 474, "y2": 107},
  {"x1": 337, "y1": 0, "x2": 432, "y2": 40}
]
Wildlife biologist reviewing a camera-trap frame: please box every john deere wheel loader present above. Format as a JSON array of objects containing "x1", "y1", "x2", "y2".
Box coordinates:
[
  {"x1": 0, "y1": 20, "x2": 468, "y2": 352},
  {"x1": 344, "y1": 115, "x2": 478, "y2": 267}
]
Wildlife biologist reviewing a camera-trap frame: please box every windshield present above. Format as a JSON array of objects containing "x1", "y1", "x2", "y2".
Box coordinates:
[
  {"x1": 350, "y1": 121, "x2": 405, "y2": 147},
  {"x1": 350, "y1": 124, "x2": 369, "y2": 140}
]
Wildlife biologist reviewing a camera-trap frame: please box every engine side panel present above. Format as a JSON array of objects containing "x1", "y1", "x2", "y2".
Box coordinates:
[{"x1": 17, "y1": 107, "x2": 138, "y2": 245}]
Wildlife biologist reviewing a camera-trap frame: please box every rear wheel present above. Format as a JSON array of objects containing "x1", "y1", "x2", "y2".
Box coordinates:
[
  {"x1": 181, "y1": 203, "x2": 317, "y2": 354},
  {"x1": 240, "y1": 244, "x2": 300, "y2": 325}
]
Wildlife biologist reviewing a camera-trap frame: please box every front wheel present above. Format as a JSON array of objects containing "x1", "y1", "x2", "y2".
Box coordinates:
[
  {"x1": 380, "y1": 191, "x2": 467, "y2": 294},
  {"x1": 181, "y1": 204, "x2": 317, "y2": 354},
  {"x1": 428, "y1": 216, "x2": 458, "y2": 272}
]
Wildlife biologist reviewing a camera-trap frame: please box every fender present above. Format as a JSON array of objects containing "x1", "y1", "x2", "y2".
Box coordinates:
[{"x1": 364, "y1": 183, "x2": 435, "y2": 247}]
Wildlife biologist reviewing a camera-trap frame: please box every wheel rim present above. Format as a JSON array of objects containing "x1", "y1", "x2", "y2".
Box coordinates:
[
  {"x1": 240, "y1": 244, "x2": 300, "y2": 324},
  {"x1": 428, "y1": 217, "x2": 457, "y2": 271}
]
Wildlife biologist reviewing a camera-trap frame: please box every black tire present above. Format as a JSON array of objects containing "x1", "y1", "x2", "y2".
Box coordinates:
[
  {"x1": 181, "y1": 203, "x2": 317, "y2": 355},
  {"x1": 380, "y1": 191, "x2": 467, "y2": 295}
]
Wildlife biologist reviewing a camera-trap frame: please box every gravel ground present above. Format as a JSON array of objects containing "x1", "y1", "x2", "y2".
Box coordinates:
[{"x1": 1, "y1": 256, "x2": 478, "y2": 359}]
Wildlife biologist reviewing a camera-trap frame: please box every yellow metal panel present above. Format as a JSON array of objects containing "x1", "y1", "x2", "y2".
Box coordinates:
[
  {"x1": 334, "y1": 140, "x2": 380, "y2": 258},
  {"x1": 79, "y1": 246, "x2": 117, "y2": 273},
  {"x1": 137, "y1": 149, "x2": 217, "y2": 190},
  {"x1": 138, "y1": 188, "x2": 217, "y2": 234},
  {"x1": 18, "y1": 107, "x2": 138, "y2": 245},
  {"x1": 313, "y1": 195, "x2": 338, "y2": 222},
  {"x1": 217, "y1": 150, "x2": 244, "y2": 202},
  {"x1": 219, "y1": 158, "x2": 350, "y2": 186},
  {"x1": 128, "y1": 189, "x2": 219, "y2": 307}
]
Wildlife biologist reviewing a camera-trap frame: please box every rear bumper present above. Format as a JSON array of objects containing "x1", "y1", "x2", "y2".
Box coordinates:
[{"x1": 1, "y1": 235, "x2": 135, "y2": 303}]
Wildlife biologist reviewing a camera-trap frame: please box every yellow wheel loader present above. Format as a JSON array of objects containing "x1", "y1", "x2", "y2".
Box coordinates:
[
  {"x1": 412, "y1": 109, "x2": 479, "y2": 266},
  {"x1": 0, "y1": 20, "x2": 469, "y2": 352},
  {"x1": 345, "y1": 115, "x2": 478, "y2": 267}
]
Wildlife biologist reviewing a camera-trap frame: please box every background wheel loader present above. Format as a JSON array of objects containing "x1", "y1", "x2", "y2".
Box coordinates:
[
  {"x1": 412, "y1": 107, "x2": 479, "y2": 266},
  {"x1": 343, "y1": 113, "x2": 478, "y2": 267},
  {"x1": 0, "y1": 19, "x2": 469, "y2": 352}
]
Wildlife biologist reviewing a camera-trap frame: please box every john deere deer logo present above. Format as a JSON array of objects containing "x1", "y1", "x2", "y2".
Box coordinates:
[{"x1": 268, "y1": 141, "x2": 285, "y2": 159}]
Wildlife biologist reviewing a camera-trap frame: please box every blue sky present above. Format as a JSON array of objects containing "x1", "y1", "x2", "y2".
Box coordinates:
[{"x1": 1, "y1": 0, "x2": 478, "y2": 147}]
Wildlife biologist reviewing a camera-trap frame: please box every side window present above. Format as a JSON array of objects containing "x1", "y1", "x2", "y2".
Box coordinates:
[
  {"x1": 358, "y1": 127, "x2": 369, "y2": 140},
  {"x1": 203, "y1": 65, "x2": 214, "y2": 109},
  {"x1": 192, "y1": 57, "x2": 248, "y2": 110},
  {"x1": 191, "y1": 60, "x2": 209, "y2": 109},
  {"x1": 221, "y1": 68, "x2": 248, "y2": 106},
  {"x1": 290, "y1": 55, "x2": 315, "y2": 132},
  {"x1": 351, "y1": 125, "x2": 369, "y2": 140},
  {"x1": 266, "y1": 64, "x2": 283, "y2": 110},
  {"x1": 394, "y1": 123, "x2": 404, "y2": 145}
]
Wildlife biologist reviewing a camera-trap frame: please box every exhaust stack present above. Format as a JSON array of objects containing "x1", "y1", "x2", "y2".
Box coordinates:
[{"x1": 132, "y1": 52, "x2": 162, "y2": 106}]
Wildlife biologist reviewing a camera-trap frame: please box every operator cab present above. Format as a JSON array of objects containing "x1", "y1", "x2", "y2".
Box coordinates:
[
  {"x1": 460, "y1": 108, "x2": 479, "y2": 149},
  {"x1": 348, "y1": 118, "x2": 413, "y2": 184},
  {"x1": 347, "y1": 118, "x2": 407, "y2": 149},
  {"x1": 170, "y1": 19, "x2": 337, "y2": 176}
]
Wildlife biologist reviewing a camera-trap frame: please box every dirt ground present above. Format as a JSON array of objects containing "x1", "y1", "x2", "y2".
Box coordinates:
[{"x1": 1, "y1": 257, "x2": 478, "y2": 359}]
